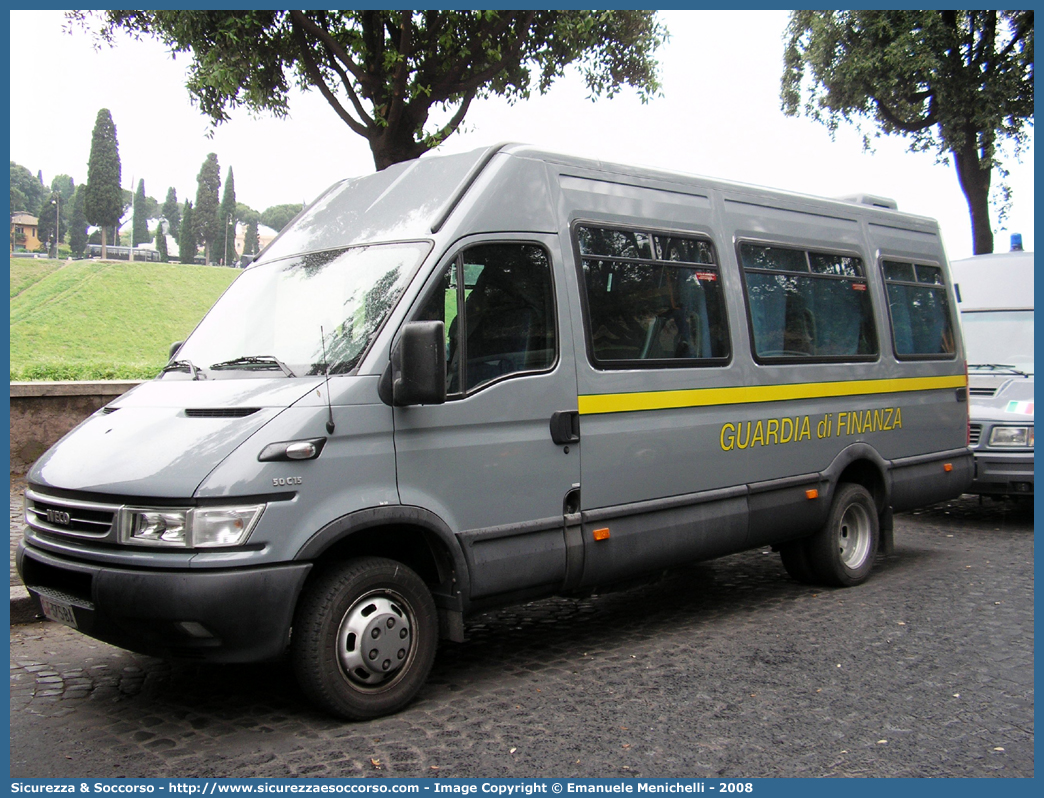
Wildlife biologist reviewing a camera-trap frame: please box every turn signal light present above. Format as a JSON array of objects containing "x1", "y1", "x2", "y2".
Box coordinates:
[
  {"x1": 944, "y1": 463, "x2": 953, "y2": 472},
  {"x1": 805, "y1": 489, "x2": 819, "y2": 500},
  {"x1": 593, "y1": 527, "x2": 610, "y2": 541}
]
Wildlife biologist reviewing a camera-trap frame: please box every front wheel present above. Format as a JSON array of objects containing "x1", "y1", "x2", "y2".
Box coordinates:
[
  {"x1": 806, "y1": 483, "x2": 879, "y2": 587},
  {"x1": 292, "y1": 557, "x2": 438, "y2": 720}
]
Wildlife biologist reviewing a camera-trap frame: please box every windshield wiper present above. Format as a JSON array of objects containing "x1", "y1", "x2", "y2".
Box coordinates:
[
  {"x1": 161, "y1": 359, "x2": 204, "y2": 380},
  {"x1": 968, "y1": 363, "x2": 1030, "y2": 377},
  {"x1": 210, "y1": 355, "x2": 296, "y2": 377}
]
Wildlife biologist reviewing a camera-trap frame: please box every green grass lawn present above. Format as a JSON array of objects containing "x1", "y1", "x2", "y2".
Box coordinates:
[{"x1": 10, "y1": 259, "x2": 238, "y2": 380}]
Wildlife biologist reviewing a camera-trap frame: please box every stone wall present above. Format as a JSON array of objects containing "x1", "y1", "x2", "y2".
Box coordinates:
[{"x1": 9, "y1": 381, "x2": 142, "y2": 474}]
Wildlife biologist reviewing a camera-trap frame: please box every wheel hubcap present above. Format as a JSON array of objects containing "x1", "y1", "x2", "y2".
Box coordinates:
[
  {"x1": 837, "y1": 503, "x2": 872, "y2": 568},
  {"x1": 337, "y1": 593, "x2": 413, "y2": 688}
]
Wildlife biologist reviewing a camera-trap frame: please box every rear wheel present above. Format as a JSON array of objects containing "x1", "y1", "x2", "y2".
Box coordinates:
[
  {"x1": 292, "y1": 557, "x2": 438, "y2": 720},
  {"x1": 806, "y1": 483, "x2": 879, "y2": 587}
]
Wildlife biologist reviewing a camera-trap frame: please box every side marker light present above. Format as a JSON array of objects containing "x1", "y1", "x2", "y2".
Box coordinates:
[
  {"x1": 593, "y1": 527, "x2": 610, "y2": 541},
  {"x1": 805, "y1": 489, "x2": 819, "y2": 500}
]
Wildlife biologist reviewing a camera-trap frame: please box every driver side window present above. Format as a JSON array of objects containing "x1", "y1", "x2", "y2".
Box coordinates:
[{"x1": 416, "y1": 243, "x2": 556, "y2": 395}]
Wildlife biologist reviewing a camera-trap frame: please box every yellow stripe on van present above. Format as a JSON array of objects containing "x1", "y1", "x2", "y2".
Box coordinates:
[{"x1": 578, "y1": 375, "x2": 967, "y2": 416}]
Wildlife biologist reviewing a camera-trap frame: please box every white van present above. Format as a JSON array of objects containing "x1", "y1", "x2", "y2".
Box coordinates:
[
  {"x1": 19, "y1": 145, "x2": 972, "y2": 719},
  {"x1": 950, "y1": 248, "x2": 1034, "y2": 498}
]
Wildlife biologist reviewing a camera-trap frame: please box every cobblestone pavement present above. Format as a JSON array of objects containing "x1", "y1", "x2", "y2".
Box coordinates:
[{"x1": 10, "y1": 495, "x2": 1033, "y2": 779}]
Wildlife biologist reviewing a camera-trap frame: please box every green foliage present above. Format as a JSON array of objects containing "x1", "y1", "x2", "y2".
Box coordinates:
[
  {"x1": 10, "y1": 161, "x2": 48, "y2": 214},
  {"x1": 162, "y1": 186, "x2": 180, "y2": 240},
  {"x1": 243, "y1": 220, "x2": 260, "y2": 257},
  {"x1": 84, "y1": 109, "x2": 123, "y2": 229},
  {"x1": 132, "y1": 179, "x2": 149, "y2": 246},
  {"x1": 235, "y1": 202, "x2": 260, "y2": 226},
  {"x1": 50, "y1": 174, "x2": 75, "y2": 204},
  {"x1": 194, "y1": 152, "x2": 222, "y2": 263},
  {"x1": 68, "y1": 185, "x2": 89, "y2": 257},
  {"x1": 782, "y1": 11, "x2": 1034, "y2": 254},
  {"x1": 260, "y1": 203, "x2": 304, "y2": 232},
  {"x1": 155, "y1": 223, "x2": 169, "y2": 262},
  {"x1": 219, "y1": 166, "x2": 237, "y2": 265},
  {"x1": 10, "y1": 259, "x2": 238, "y2": 381},
  {"x1": 35, "y1": 193, "x2": 65, "y2": 255},
  {"x1": 179, "y1": 200, "x2": 196, "y2": 264},
  {"x1": 77, "y1": 10, "x2": 667, "y2": 169}
]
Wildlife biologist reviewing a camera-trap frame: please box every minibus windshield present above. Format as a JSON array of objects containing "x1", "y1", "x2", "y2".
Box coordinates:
[
  {"x1": 961, "y1": 309, "x2": 1034, "y2": 375},
  {"x1": 169, "y1": 242, "x2": 431, "y2": 379}
]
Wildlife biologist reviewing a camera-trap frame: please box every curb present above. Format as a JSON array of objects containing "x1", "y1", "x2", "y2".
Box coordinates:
[{"x1": 11, "y1": 585, "x2": 42, "y2": 625}]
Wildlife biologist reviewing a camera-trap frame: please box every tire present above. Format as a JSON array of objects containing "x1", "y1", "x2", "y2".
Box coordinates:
[
  {"x1": 806, "y1": 483, "x2": 879, "y2": 587},
  {"x1": 291, "y1": 557, "x2": 438, "y2": 720},
  {"x1": 779, "y1": 539, "x2": 816, "y2": 583}
]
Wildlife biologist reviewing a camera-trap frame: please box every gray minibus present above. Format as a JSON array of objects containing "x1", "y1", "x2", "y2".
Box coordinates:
[{"x1": 19, "y1": 144, "x2": 973, "y2": 719}]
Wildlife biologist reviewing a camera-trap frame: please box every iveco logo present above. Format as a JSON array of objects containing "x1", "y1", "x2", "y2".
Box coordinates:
[{"x1": 46, "y1": 509, "x2": 72, "y2": 526}]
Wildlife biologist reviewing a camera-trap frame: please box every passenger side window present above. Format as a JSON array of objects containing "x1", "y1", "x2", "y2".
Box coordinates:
[
  {"x1": 416, "y1": 243, "x2": 556, "y2": 395},
  {"x1": 739, "y1": 242, "x2": 877, "y2": 361},
  {"x1": 576, "y1": 225, "x2": 729, "y2": 366},
  {"x1": 881, "y1": 260, "x2": 956, "y2": 358}
]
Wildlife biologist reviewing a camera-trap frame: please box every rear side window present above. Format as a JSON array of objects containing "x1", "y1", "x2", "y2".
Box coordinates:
[
  {"x1": 416, "y1": 242, "x2": 556, "y2": 395},
  {"x1": 576, "y1": 225, "x2": 729, "y2": 366},
  {"x1": 881, "y1": 260, "x2": 956, "y2": 358},
  {"x1": 739, "y1": 242, "x2": 877, "y2": 362}
]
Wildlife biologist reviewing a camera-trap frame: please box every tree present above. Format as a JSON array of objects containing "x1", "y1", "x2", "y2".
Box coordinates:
[
  {"x1": 162, "y1": 187, "x2": 180, "y2": 240},
  {"x1": 50, "y1": 174, "x2": 75, "y2": 205},
  {"x1": 261, "y1": 203, "x2": 304, "y2": 232},
  {"x1": 84, "y1": 108, "x2": 123, "y2": 259},
  {"x1": 236, "y1": 202, "x2": 260, "y2": 226},
  {"x1": 132, "y1": 179, "x2": 149, "y2": 247},
  {"x1": 10, "y1": 162, "x2": 48, "y2": 214},
  {"x1": 36, "y1": 193, "x2": 66, "y2": 257},
  {"x1": 193, "y1": 153, "x2": 222, "y2": 264},
  {"x1": 74, "y1": 10, "x2": 668, "y2": 170},
  {"x1": 244, "y1": 220, "x2": 261, "y2": 258},
  {"x1": 782, "y1": 11, "x2": 1034, "y2": 255},
  {"x1": 219, "y1": 166, "x2": 237, "y2": 265},
  {"x1": 179, "y1": 200, "x2": 196, "y2": 264},
  {"x1": 155, "y1": 222, "x2": 169, "y2": 262},
  {"x1": 68, "y1": 185, "x2": 89, "y2": 258}
]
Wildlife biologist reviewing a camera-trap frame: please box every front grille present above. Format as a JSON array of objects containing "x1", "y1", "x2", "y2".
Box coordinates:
[
  {"x1": 968, "y1": 424, "x2": 982, "y2": 446},
  {"x1": 25, "y1": 489, "x2": 120, "y2": 540},
  {"x1": 969, "y1": 386, "x2": 997, "y2": 397}
]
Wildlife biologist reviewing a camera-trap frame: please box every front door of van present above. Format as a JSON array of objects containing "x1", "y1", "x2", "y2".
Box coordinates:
[{"x1": 393, "y1": 235, "x2": 581, "y2": 600}]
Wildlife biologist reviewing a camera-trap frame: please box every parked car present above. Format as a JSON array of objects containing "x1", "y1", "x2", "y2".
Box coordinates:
[{"x1": 950, "y1": 246, "x2": 1034, "y2": 499}]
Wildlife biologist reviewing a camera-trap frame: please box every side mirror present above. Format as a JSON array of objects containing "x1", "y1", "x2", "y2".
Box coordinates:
[
  {"x1": 169, "y1": 341, "x2": 184, "y2": 360},
  {"x1": 385, "y1": 321, "x2": 446, "y2": 407}
]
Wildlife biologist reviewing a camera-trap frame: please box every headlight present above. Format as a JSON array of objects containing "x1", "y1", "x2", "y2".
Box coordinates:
[
  {"x1": 120, "y1": 504, "x2": 264, "y2": 548},
  {"x1": 988, "y1": 426, "x2": 1034, "y2": 448}
]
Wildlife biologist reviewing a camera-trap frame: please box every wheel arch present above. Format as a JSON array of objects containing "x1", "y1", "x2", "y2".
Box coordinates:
[
  {"x1": 822, "y1": 443, "x2": 890, "y2": 514},
  {"x1": 294, "y1": 506, "x2": 470, "y2": 619}
]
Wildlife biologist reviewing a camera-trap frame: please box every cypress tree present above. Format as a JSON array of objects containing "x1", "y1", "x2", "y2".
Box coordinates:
[
  {"x1": 244, "y1": 220, "x2": 260, "y2": 258},
  {"x1": 84, "y1": 109, "x2": 122, "y2": 259},
  {"x1": 162, "y1": 187, "x2": 180, "y2": 240},
  {"x1": 179, "y1": 200, "x2": 197, "y2": 264},
  {"x1": 132, "y1": 179, "x2": 148, "y2": 247},
  {"x1": 155, "y1": 223, "x2": 169, "y2": 262},
  {"x1": 218, "y1": 166, "x2": 237, "y2": 266},
  {"x1": 68, "y1": 185, "x2": 89, "y2": 258},
  {"x1": 193, "y1": 153, "x2": 221, "y2": 265}
]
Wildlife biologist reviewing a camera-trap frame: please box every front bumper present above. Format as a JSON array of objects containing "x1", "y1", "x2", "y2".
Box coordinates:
[
  {"x1": 17, "y1": 541, "x2": 312, "y2": 662},
  {"x1": 969, "y1": 451, "x2": 1034, "y2": 496}
]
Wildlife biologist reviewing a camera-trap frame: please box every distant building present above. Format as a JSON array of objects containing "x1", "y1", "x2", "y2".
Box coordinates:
[{"x1": 10, "y1": 212, "x2": 41, "y2": 252}]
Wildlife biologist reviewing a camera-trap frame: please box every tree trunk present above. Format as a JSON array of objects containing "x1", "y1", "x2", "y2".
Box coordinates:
[
  {"x1": 100, "y1": 225, "x2": 107, "y2": 261},
  {"x1": 369, "y1": 129, "x2": 429, "y2": 171},
  {"x1": 953, "y1": 142, "x2": 994, "y2": 255}
]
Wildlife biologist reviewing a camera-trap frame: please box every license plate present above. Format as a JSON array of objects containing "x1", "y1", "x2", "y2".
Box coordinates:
[{"x1": 39, "y1": 595, "x2": 78, "y2": 628}]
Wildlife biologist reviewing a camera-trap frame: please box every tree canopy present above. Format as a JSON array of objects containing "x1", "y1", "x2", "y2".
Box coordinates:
[
  {"x1": 74, "y1": 10, "x2": 668, "y2": 170},
  {"x1": 132, "y1": 179, "x2": 149, "y2": 247},
  {"x1": 162, "y1": 187, "x2": 180, "y2": 240},
  {"x1": 84, "y1": 108, "x2": 123, "y2": 258},
  {"x1": 260, "y1": 203, "x2": 304, "y2": 233},
  {"x1": 782, "y1": 10, "x2": 1034, "y2": 255},
  {"x1": 68, "y1": 185, "x2": 89, "y2": 258},
  {"x1": 219, "y1": 166, "x2": 237, "y2": 265},
  {"x1": 179, "y1": 200, "x2": 196, "y2": 264},
  {"x1": 10, "y1": 162, "x2": 48, "y2": 215}
]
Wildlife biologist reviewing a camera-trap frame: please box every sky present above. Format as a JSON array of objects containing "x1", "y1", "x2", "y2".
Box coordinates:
[{"x1": 8, "y1": 9, "x2": 1035, "y2": 261}]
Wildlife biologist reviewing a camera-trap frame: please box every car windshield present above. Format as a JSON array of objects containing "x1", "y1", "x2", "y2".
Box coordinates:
[
  {"x1": 961, "y1": 309, "x2": 1034, "y2": 375},
  {"x1": 169, "y1": 242, "x2": 431, "y2": 379}
]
